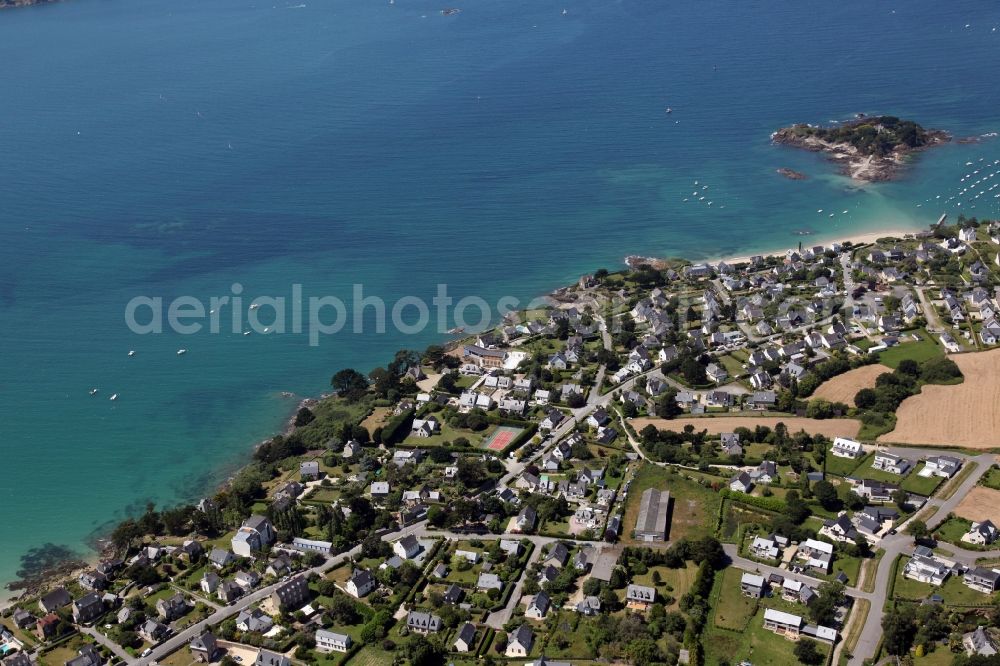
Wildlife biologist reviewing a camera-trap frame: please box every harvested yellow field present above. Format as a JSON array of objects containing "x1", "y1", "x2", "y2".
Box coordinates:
[
  {"x1": 631, "y1": 416, "x2": 861, "y2": 438},
  {"x1": 813, "y1": 364, "x2": 891, "y2": 405},
  {"x1": 954, "y1": 487, "x2": 1000, "y2": 525},
  {"x1": 879, "y1": 349, "x2": 1000, "y2": 449}
]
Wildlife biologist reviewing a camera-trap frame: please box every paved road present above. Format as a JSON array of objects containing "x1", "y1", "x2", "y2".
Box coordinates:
[
  {"x1": 131, "y1": 389, "x2": 993, "y2": 666},
  {"x1": 846, "y1": 450, "x2": 995, "y2": 665},
  {"x1": 136, "y1": 521, "x2": 429, "y2": 666},
  {"x1": 914, "y1": 287, "x2": 945, "y2": 335},
  {"x1": 721, "y1": 544, "x2": 866, "y2": 597},
  {"x1": 484, "y1": 543, "x2": 544, "y2": 630},
  {"x1": 708, "y1": 445, "x2": 996, "y2": 666}
]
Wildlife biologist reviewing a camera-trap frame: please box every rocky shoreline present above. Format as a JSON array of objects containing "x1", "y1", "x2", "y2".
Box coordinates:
[
  {"x1": 0, "y1": 0, "x2": 59, "y2": 7},
  {"x1": 772, "y1": 117, "x2": 950, "y2": 183},
  {"x1": 776, "y1": 167, "x2": 808, "y2": 180}
]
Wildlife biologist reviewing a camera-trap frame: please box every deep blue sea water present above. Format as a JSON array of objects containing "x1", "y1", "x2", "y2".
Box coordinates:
[{"x1": 2, "y1": 0, "x2": 1000, "y2": 590}]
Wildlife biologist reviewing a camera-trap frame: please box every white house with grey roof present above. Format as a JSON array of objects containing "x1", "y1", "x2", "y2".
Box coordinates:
[
  {"x1": 231, "y1": 516, "x2": 276, "y2": 558},
  {"x1": 345, "y1": 569, "x2": 376, "y2": 598},
  {"x1": 392, "y1": 535, "x2": 422, "y2": 560},
  {"x1": 963, "y1": 520, "x2": 999, "y2": 546},
  {"x1": 453, "y1": 623, "x2": 476, "y2": 652},
  {"x1": 506, "y1": 625, "x2": 534, "y2": 658},
  {"x1": 964, "y1": 626, "x2": 998, "y2": 656},
  {"x1": 315, "y1": 630, "x2": 351, "y2": 653},
  {"x1": 831, "y1": 437, "x2": 864, "y2": 459}
]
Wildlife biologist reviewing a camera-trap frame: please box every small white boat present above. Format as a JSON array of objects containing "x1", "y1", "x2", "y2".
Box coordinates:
[
  {"x1": 177, "y1": 349, "x2": 187, "y2": 355},
  {"x1": 244, "y1": 331, "x2": 251, "y2": 336},
  {"x1": 128, "y1": 350, "x2": 136, "y2": 357},
  {"x1": 89, "y1": 388, "x2": 99, "y2": 396},
  {"x1": 109, "y1": 393, "x2": 118, "y2": 401},
  {"x1": 249, "y1": 303, "x2": 261, "y2": 310},
  {"x1": 562, "y1": 8, "x2": 567, "y2": 15},
  {"x1": 665, "y1": 107, "x2": 672, "y2": 114}
]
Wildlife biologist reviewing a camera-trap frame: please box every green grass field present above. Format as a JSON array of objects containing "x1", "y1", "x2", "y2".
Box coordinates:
[
  {"x1": 347, "y1": 646, "x2": 394, "y2": 666},
  {"x1": 979, "y1": 465, "x2": 1000, "y2": 491},
  {"x1": 877, "y1": 330, "x2": 943, "y2": 369},
  {"x1": 631, "y1": 562, "x2": 699, "y2": 610},
  {"x1": 622, "y1": 464, "x2": 721, "y2": 544},
  {"x1": 829, "y1": 554, "x2": 863, "y2": 587},
  {"x1": 933, "y1": 517, "x2": 980, "y2": 549},
  {"x1": 900, "y1": 465, "x2": 945, "y2": 496},
  {"x1": 718, "y1": 354, "x2": 745, "y2": 379},
  {"x1": 704, "y1": 605, "x2": 829, "y2": 666},
  {"x1": 893, "y1": 556, "x2": 997, "y2": 605},
  {"x1": 533, "y1": 613, "x2": 598, "y2": 660},
  {"x1": 913, "y1": 646, "x2": 960, "y2": 666},
  {"x1": 856, "y1": 460, "x2": 912, "y2": 485},
  {"x1": 713, "y1": 567, "x2": 759, "y2": 631},
  {"x1": 38, "y1": 636, "x2": 92, "y2": 666},
  {"x1": 402, "y1": 421, "x2": 487, "y2": 448},
  {"x1": 825, "y1": 452, "x2": 871, "y2": 478},
  {"x1": 719, "y1": 501, "x2": 776, "y2": 542}
]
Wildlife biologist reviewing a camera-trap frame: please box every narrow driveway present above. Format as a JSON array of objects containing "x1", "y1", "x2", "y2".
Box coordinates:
[{"x1": 81, "y1": 626, "x2": 137, "y2": 665}]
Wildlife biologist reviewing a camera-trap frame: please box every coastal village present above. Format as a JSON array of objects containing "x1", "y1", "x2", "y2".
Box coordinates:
[{"x1": 7, "y1": 217, "x2": 1000, "y2": 666}]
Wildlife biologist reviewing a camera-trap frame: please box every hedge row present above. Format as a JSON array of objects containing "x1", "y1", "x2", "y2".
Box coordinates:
[{"x1": 718, "y1": 489, "x2": 787, "y2": 513}]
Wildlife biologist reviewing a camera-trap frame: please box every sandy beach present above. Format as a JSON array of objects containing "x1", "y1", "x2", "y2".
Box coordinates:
[
  {"x1": 625, "y1": 225, "x2": 926, "y2": 270},
  {"x1": 707, "y1": 226, "x2": 923, "y2": 265}
]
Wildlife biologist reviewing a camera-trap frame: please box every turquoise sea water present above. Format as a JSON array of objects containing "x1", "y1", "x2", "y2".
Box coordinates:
[{"x1": 2, "y1": 0, "x2": 1000, "y2": 590}]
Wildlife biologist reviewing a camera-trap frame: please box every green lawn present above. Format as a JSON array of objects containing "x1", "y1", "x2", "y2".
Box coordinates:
[
  {"x1": 622, "y1": 464, "x2": 722, "y2": 544},
  {"x1": 829, "y1": 554, "x2": 863, "y2": 587},
  {"x1": 713, "y1": 567, "x2": 759, "y2": 631},
  {"x1": 720, "y1": 501, "x2": 776, "y2": 543},
  {"x1": 718, "y1": 354, "x2": 746, "y2": 379},
  {"x1": 913, "y1": 646, "x2": 960, "y2": 666},
  {"x1": 348, "y1": 645, "x2": 394, "y2": 666},
  {"x1": 934, "y1": 517, "x2": 979, "y2": 549},
  {"x1": 535, "y1": 613, "x2": 598, "y2": 660},
  {"x1": 0, "y1": 616, "x2": 39, "y2": 648},
  {"x1": 877, "y1": 330, "x2": 943, "y2": 369},
  {"x1": 979, "y1": 465, "x2": 1000, "y2": 491},
  {"x1": 631, "y1": 562, "x2": 699, "y2": 610},
  {"x1": 704, "y1": 605, "x2": 829, "y2": 666},
  {"x1": 893, "y1": 557, "x2": 998, "y2": 605},
  {"x1": 304, "y1": 486, "x2": 343, "y2": 503},
  {"x1": 743, "y1": 442, "x2": 773, "y2": 461},
  {"x1": 856, "y1": 459, "x2": 912, "y2": 484},
  {"x1": 901, "y1": 465, "x2": 945, "y2": 496},
  {"x1": 38, "y1": 636, "x2": 92, "y2": 666},
  {"x1": 825, "y1": 452, "x2": 871, "y2": 479},
  {"x1": 402, "y1": 421, "x2": 487, "y2": 448}
]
